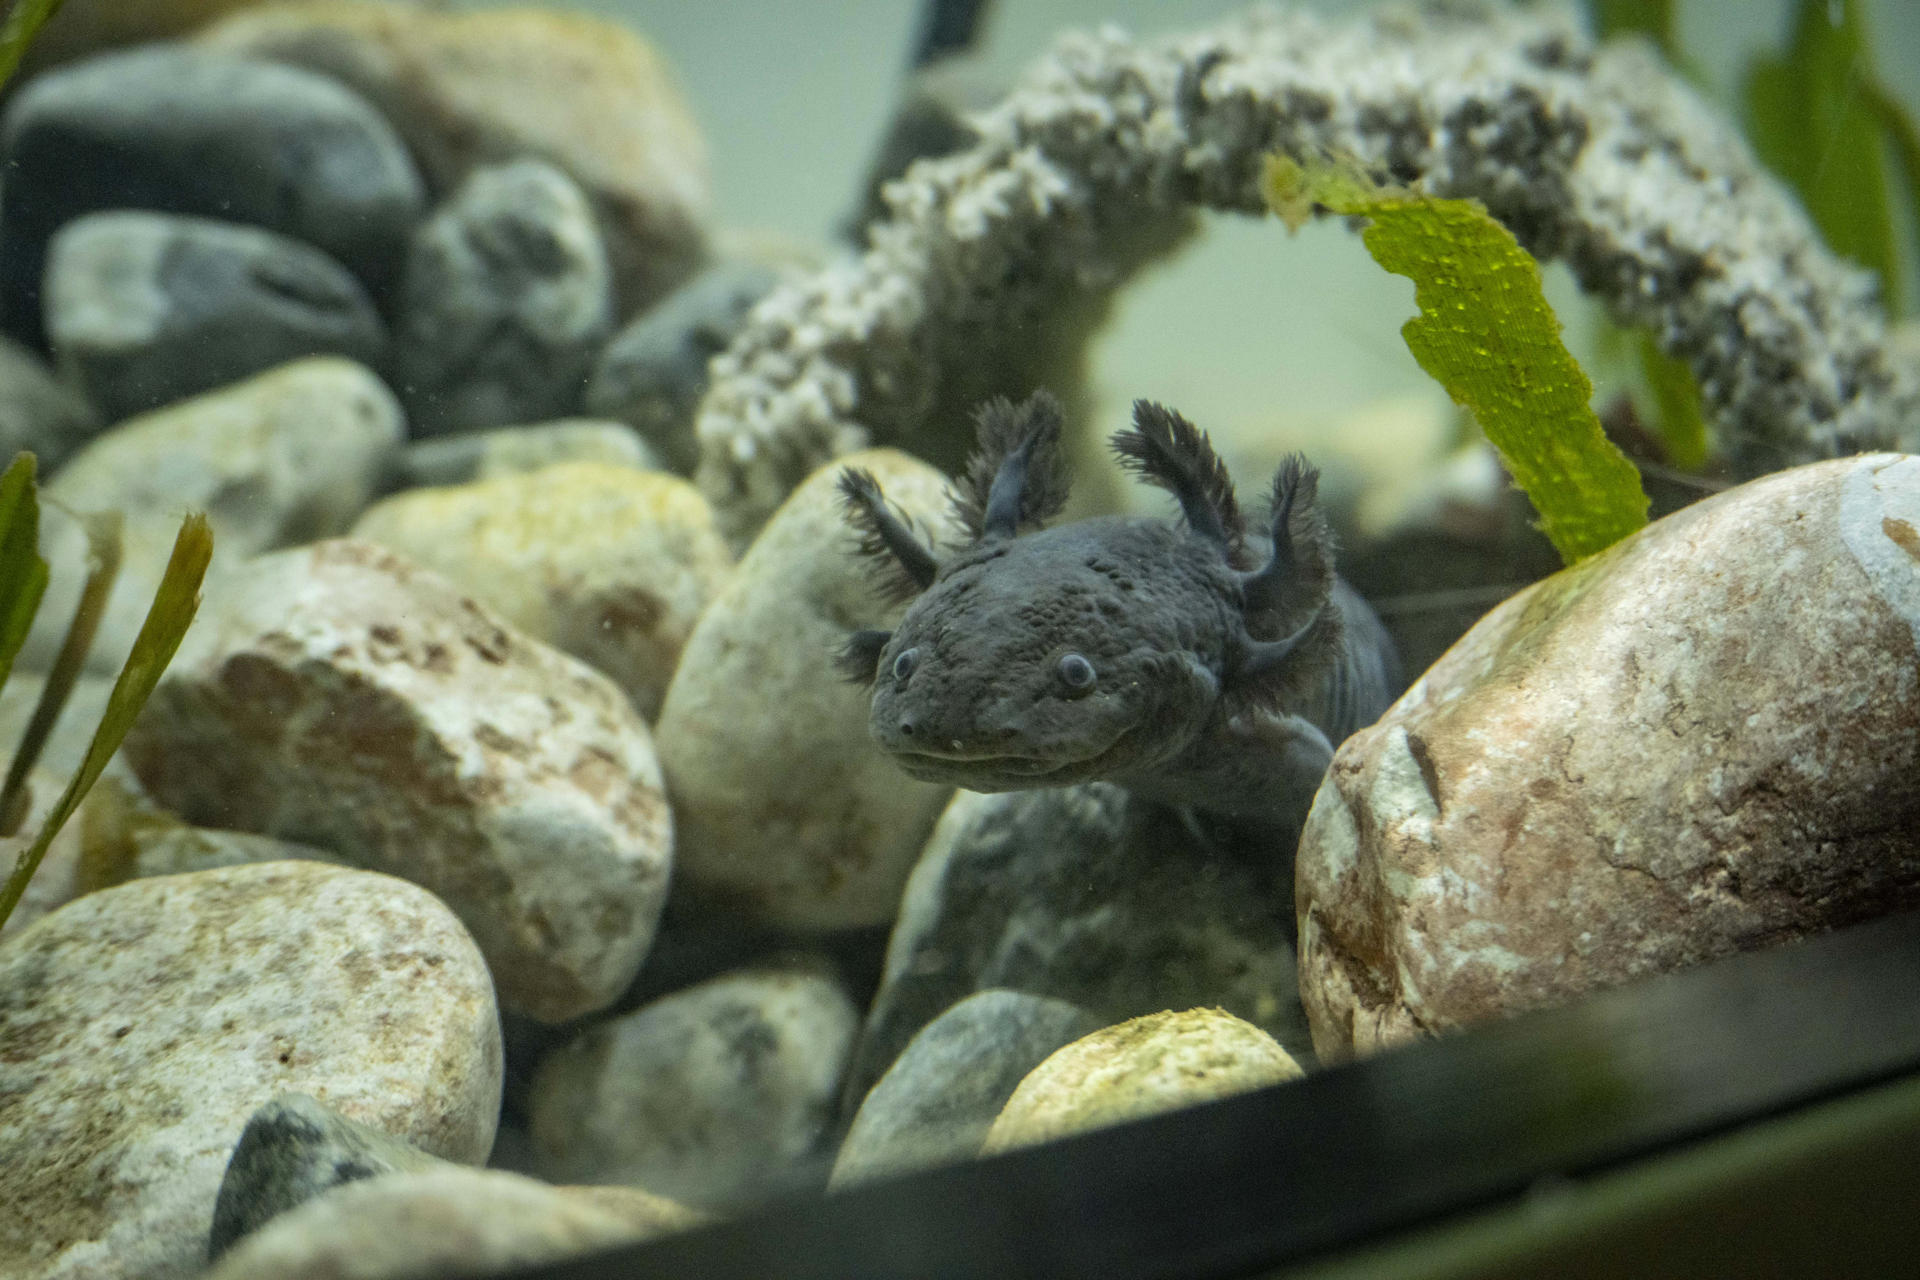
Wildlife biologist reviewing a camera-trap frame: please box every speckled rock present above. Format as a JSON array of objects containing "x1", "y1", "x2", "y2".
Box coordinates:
[
  {"x1": 395, "y1": 160, "x2": 612, "y2": 436},
  {"x1": 35, "y1": 358, "x2": 404, "y2": 672},
  {"x1": 202, "y1": 1166, "x2": 701, "y2": 1280},
  {"x1": 529, "y1": 967, "x2": 859, "y2": 1208},
  {"x1": 844, "y1": 785, "x2": 1308, "y2": 1110},
  {"x1": 0, "y1": 861, "x2": 501, "y2": 1280},
  {"x1": 584, "y1": 261, "x2": 778, "y2": 473},
  {"x1": 200, "y1": 2, "x2": 710, "y2": 314},
  {"x1": 982, "y1": 1009, "x2": 1303, "y2": 1154},
  {"x1": 398, "y1": 419, "x2": 659, "y2": 488},
  {"x1": 210, "y1": 1095, "x2": 443, "y2": 1258},
  {"x1": 832, "y1": 989, "x2": 1099, "y2": 1188},
  {"x1": 45, "y1": 211, "x2": 387, "y2": 424},
  {"x1": 0, "y1": 45, "x2": 423, "y2": 344},
  {"x1": 0, "y1": 336, "x2": 97, "y2": 471},
  {"x1": 351, "y1": 462, "x2": 732, "y2": 720},
  {"x1": 655, "y1": 449, "x2": 957, "y2": 928},
  {"x1": 120, "y1": 538, "x2": 674, "y2": 1023},
  {"x1": 1297, "y1": 455, "x2": 1920, "y2": 1060}
]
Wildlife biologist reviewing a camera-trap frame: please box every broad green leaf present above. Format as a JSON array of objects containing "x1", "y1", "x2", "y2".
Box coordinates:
[
  {"x1": 1863, "y1": 78, "x2": 1920, "y2": 295},
  {"x1": 0, "y1": 513, "x2": 211, "y2": 932},
  {"x1": 0, "y1": 453, "x2": 49, "y2": 694},
  {"x1": 1265, "y1": 155, "x2": 1649, "y2": 564},
  {"x1": 0, "y1": 0, "x2": 67, "y2": 90},
  {"x1": 0, "y1": 511, "x2": 121, "y2": 836},
  {"x1": 1589, "y1": 0, "x2": 1700, "y2": 82},
  {"x1": 1743, "y1": 0, "x2": 1900, "y2": 314}
]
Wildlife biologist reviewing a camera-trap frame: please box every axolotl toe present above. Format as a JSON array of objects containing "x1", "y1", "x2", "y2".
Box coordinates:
[{"x1": 836, "y1": 392, "x2": 1403, "y2": 828}]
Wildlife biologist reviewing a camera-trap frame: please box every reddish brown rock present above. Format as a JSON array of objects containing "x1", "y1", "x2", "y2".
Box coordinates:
[
  {"x1": 1297, "y1": 455, "x2": 1920, "y2": 1059},
  {"x1": 122, "y1": 539, "x2": 674, "y2": 1023}
]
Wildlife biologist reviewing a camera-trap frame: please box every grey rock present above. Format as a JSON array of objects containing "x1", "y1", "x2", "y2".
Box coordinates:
[
  {"x1": 397, "y1": 419, "x2": 660, "y2": 488},
  {"x1": 45, "y1": 211, "x2": 386, "y2": 423},
  {"x1": 202, "y1": 1166, "x2": 701, "y2": 1280},
  {"x1": 0, "y1": 335, "x2": 97, "y2": 470},
  {"x1": 529, "y1": 967, "x2": 859, "y2": 1208},
  {"x1": 585, "y1": 261, "x2": 776, "y2": 473},
  {"x1": 0, "y1": 45, "x2": 424, "y2": 343},
  {"x1": 121, "y1": 538, "x2": 674, "y2": 1024},
  {"x1": 210, "y1": 1095, "x2": 442, "y2": 1260},
  {"x1": 396, "y1": 160, "x2": 612, "y2": 435},
  {"x1": 844, "y1": 785, "x2": 1310, "y2": 1111},
  {"x1": 0, "y1": 861, "x2": 501, "y2": 1280},
  {"x1": 832, "y1": 989, "x2": 1099, "y2": 1188}
]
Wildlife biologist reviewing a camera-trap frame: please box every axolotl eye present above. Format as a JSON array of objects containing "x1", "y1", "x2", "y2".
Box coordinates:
[
  {"x1": 892, "y1": 647, "x2": 920, "y2": 681},
  {"x1": 1056, "y1": 652, "x2": 1096, "y2": 696}
]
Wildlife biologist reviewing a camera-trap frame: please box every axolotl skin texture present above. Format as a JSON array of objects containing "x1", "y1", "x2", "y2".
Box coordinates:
[{"x1": 836, "y1": 392, "x2": 1403, "y2": 830}]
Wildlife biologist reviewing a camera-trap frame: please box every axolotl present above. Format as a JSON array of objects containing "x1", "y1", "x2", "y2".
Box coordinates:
[{"x1": 835, "y1": 391, "x2": 1403, "y2": 830}]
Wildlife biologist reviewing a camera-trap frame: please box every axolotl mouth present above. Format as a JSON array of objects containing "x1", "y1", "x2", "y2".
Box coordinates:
[{"x1": 878, "y1": 728, "x2": 1138, "y2": 790}]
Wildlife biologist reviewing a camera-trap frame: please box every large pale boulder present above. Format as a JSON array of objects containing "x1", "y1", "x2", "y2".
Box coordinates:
[{"x1": 1297, "y1": 455, "x2": 1920, "y2": 1058}]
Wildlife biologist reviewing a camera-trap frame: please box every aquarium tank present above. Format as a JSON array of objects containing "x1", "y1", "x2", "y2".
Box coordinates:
[{"x1": 0, "y1": 0, "x2": 1917, "y2": 1276}]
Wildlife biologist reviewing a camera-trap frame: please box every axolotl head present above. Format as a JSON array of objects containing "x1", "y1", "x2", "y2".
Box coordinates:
[
  {"x1": 852, "y1": 518, "x2": 1235, "y2": 789},
  {"x1": 836, "y1": 393, "x2": 1337, "y2": 794}
]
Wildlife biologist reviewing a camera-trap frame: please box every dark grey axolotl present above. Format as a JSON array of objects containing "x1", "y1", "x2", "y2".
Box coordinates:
[{"x1": 834, "y1": 391, "x2": 1403, "y2": 831}]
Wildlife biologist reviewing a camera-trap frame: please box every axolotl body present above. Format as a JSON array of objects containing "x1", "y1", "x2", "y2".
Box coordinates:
[{"x1": 837, "y1": 392, "x2": 1403, "y2": 830}]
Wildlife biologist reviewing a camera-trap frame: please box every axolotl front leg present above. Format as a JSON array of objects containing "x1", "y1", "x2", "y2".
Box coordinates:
[{"x1": 1117, "y1": 705, "x2": 1336, "y2": 832}]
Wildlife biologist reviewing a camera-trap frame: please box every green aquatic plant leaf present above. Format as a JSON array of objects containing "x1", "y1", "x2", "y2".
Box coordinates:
[
  {"x1": 1265, "y1": 155, "x2": 1649, "y2": 564},
  {"x1": 1588, "y1": 0, "x2": 1700, "y2": 83},
  {"x1": 0, "y1": 511, "x2": 122, "y2": 836},
  {"x1": 1635, "y1": 330, "x2": 1708, "y2": 471},
  {"x1": 0, "y1": 512, "x2": 211, "y2": 933},
  {"x1": 0, "y1": 453, "x2": 50, "y2": 695},
  {"x1": 1743, "y1": 0, "x2": 1900, "y2": 314},
  {"x1": 0, "y1": 0, "x2": 67, "y2": 89}
]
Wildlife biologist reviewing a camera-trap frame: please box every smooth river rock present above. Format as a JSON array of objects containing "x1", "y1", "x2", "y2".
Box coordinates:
[
  {"x1": 981, "y1": 1008, "x2": 1304, "y2": 1154},
  {"x1": 395, "y1": 160, "x2": 612, "y2": 436},
  {"x1": 844, "y1": 784, "x2": 1309, "y2": 1110},
  {"x1": 0, "y1": 861, "x2": 502, "y2": 1280},
  {"x1": 351, "y1": 462, "x2": 732, "y2": 719},
  {"x1": 1297, "y1": 455, "x2": 1920, "y2": 1059},
  {"x1": 832, "y1": 989, "x2": 1099, "y2": 1188},
  {"x1": 0, "y1": 335, "x2": 97, "y2": 471},
  {"x1": 200, "y1": 1, "x2": 711, "y2": 314},
  {"x1": 121, "y1": 538, "x2": 674, "y2": 1023},
  {"x1": 203, "y1": 1166, "x2": 700, "y2": 1280},
  {"x1": 654, "y1": 449, "x2": 958, "y2": 929},
  {"x1": 397, "y1": 419, "x2": 660, "y2": 488},
  {"x1": 529, "y1": 967, "x2": 858, "y2": 1208},
  {"x1": 0, "y1": 45, "x2": 423, "y2": 343},
  {"x1": 45, "y1": 211, "x2": 386, "y2": 424}
]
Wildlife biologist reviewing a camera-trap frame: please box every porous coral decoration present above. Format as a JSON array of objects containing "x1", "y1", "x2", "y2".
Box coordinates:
[{"x1": 694, "y1": 1, "x2": 1920, "y2": 545}]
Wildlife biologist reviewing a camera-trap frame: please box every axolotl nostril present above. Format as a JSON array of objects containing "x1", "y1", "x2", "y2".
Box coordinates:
[{"x1": 832, "y1": 391, "x2": 1404, "y2": 831}]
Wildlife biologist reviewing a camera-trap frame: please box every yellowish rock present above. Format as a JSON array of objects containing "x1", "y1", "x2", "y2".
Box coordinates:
[
  {"x1": 982, "y1": 1009, "x2": 1304, "y2": 1154},
  {"x1": 351, "y1": 463, "x2": 732, "y2": 719},
  {"x1": 655, "y1": 449, "x2": 958, "y2": 928},
  {"x1": 200, "y1": 2, "x2": 710, "y2": 313}
]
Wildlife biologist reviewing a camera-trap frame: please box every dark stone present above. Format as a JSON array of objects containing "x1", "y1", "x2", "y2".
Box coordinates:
[
  {"x1": 842, "y1": 784, "x2": 1310, "y2": 1112},
  {"x1": 45, "y1": 211, "x2": 386, "y2": 423},
  {"x1": 584, "y1": 261, "x2": 777, "y2": 473},
  {"x1": 832, "y1": 989, "x2": 1099, "y2": 1187},
  {"x1": 0, "y1": 46, "x2": 423, "y2": 345},
  {"x1": 209, "y1": 1094, "x2": 440, "y2": 1261},
  {"x1": 395, "y1": 160, "x2": 611, "y2": 436}
]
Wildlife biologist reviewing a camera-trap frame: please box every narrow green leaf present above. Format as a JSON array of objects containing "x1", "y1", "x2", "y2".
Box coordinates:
[
  {"x1": 1862, "y1": 77, "x2": 1920, "y2": 310},
  {"x1": 1265, "y1": 155, "x2": 1650, "y2": 564},
  {"x1": 0, "y1": 513, "x2": 211, "y2": 933},
  {"x1": 1636, "y1": 331, "x2": 1709, "y2": 471},
  {"x1": 1589, "y1": 0, "x2": 1699, "y2": 81},
  {"x1": 1742, "y1": 0, "x2": 1900, "y2": 313},
  {"x1": 0, "y1": 0, "x2": 67, "y2": 90},
  {"x1": 0, "y1": 511, "x2": 121, "y2": 836},
  {"x1": 0, "y1": 452, "x2": 49, "y2": 695}
]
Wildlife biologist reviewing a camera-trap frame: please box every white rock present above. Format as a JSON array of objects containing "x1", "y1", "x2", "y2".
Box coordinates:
[
  {"x1": 0, "y1": 861, "x2": 502, "y2": 1280},
  {"x1": 655, "y1": 449, "x2": 957, "y2": 928},
  {"x1": 120, "y1": 538, "x2": 674, "y2": 1023},
  {"x1": 352, "y1": 462, "x2": 733, "y2": 719}
]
